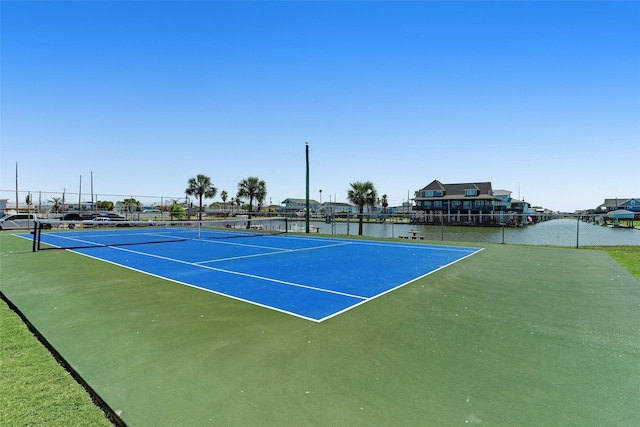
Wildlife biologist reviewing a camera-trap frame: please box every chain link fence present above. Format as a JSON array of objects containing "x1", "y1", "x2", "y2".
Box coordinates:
[
  {"x1": 3, "y1": 190, "x2": 638, "y2": 247},
  {"x1": 313, "y1": 213, "x2": 640, "y2": 247},
  {"x1": 0, "y1": 190, "x2": 241, "y2": 221}
]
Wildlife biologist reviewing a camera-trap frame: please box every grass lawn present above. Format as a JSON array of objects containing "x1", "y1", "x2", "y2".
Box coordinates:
[
  {"x1": 599, "y1": 246, "x2": 640, "y2": 279},
  {"x1": 0, "y1": 297, "x2": 113, "y2": 426},
  {"x1": 1, "y1": 231, "x2": 639, "y2": 426}
]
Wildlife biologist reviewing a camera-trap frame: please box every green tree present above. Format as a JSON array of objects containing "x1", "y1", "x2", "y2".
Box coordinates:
[
  {"x1": 169, "y1": 203, "x2": 185, "y2": 220},
  {"x1": 97, "y1": 200, "x2": 114, "y2": 211},
  {"x1": 380, "y1": 194, "x2": 389, "y2": 220},
  {"x1": 48, "y1": 197, "x2": 62, "y2": 213},
  {"x1": 347, "y1": 181, "x2": 378, "y2": 235},
  {"x1": 122, "y1": 198, "x2": 141, "y2": 219},
  {"x1": 236, "y1": 177, "x2": 266, "y2": 222},
  {"x1": 220, "y1": 191, "x2": 228, "y2": 217},
  {"x1": 186, "y1": 174, "x2": 217, "y2": 221}
]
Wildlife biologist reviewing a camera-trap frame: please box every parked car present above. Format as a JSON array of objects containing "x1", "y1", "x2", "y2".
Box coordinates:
[
  {"x1": 60, "y1": 212, "x2": 97, "y2": 221},
  {"x1": 100, "y1": 213, "x2": 126, "y2": 221},
  {"x1": 82, "y1": 216, "x2": 116, "y2": 228},
  {"x1": 0, "y1": 213, "x2": 42, "y2": 230}
]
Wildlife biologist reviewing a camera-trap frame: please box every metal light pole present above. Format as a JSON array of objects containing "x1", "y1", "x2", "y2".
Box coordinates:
[
  {"x1": 15, "y1": 163, "x2": 18, "y2": 212},
  {"x1": 305, "y1": 142, "x2": 310, "y2": 233}
]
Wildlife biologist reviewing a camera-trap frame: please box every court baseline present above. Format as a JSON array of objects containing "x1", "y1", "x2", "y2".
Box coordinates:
[{"x1": 29, "y1": 232, "x2": 482, "y2": 321}]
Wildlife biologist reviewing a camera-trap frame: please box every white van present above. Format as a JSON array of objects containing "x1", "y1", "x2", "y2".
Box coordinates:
[{"x1": 0, "y1": 213, "x2": 38, "y2": 230}]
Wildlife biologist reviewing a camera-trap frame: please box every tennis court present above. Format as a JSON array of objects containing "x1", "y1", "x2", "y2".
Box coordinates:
[
  {"x1": 3, "y1": 231, "x2": 639, "y2": 426},
  {"x1": 27, "y1": 223, "x2": 481, "y2": 322}
]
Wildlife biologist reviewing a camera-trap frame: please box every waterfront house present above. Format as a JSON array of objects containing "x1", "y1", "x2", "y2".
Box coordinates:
[
  {"x1": 597, "y1": 198, "x2": 640, "y2": 213},
  {"x1": 321, "y1": 202, "x2": 358, "y2": 216},
  {"x1": 279, "y1": 198, "x2": 321, "y2": 216},
  {"x1": 493, "y1": 190, "x2": 513, "y2": 210},
  {"x1": 509, "y1": 198, "x2": 532, "y2": 214},
  {"x1": 413, "y1": 180, "x2": 500, "y2": 214},
  {"x1": 619, "y1": 198, "x2": 640, "y2": 213}
]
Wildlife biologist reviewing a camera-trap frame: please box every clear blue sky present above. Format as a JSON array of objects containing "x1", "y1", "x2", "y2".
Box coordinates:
[{"x1": 2, "y1": 0, "x2": 639, "y2": 212}]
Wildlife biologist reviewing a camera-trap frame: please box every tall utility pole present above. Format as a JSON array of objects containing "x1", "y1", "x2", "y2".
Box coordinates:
[
  {"x1": 91, "y1": 171, "x2": 94, "y2": 212},
  {"x1": 305, "y1": 142, "x2": 310, "y2": 233},
  {"x1": 15, "y1": 162, "x2": 18, "y2": 211}
]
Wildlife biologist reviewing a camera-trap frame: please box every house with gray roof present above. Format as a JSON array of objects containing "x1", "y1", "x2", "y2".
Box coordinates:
[
  {"x1": 279, "y1": 198, "x2": 320, "y2": 216},
  {"x1": 414, "y1": 180, "x2": 501, "y2": 214},
  {"x1": 597, "y1": 198, "x2": 640, "y2": 213},
  {"x1": 322, "y1": 202, "x2": 358, "y2": 215},
  {"x1": 620, "y1": 198, "x2": 640, "y2": 213}
]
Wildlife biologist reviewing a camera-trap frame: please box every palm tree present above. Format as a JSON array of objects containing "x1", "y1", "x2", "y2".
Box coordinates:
[
  {"x1": 347, "y1": 181, "x2": 378, "y2": 235},
  {"x1": 236, "y1": 177, "x2": 267, "y2": 223},
  {"x1": 220, "y1": 191, "x2": 228, "y2": 217},
  {"x1": 380, "y1": 194, "x2": 389, "y2": 220},
  {"x1": 48, "y1": 197, "x2": 62, "y2": 213},
  {"x1": 122, "y1": 198, "x2": 141, "y2": 220},
  {"x1": 185, "y1": 174, "x2": 217, "y2": 221}
]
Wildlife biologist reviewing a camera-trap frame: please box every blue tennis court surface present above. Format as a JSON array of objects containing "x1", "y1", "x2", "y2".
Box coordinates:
[{"x1": 29, "y1": 229, "x2": 482, "y2": 322}]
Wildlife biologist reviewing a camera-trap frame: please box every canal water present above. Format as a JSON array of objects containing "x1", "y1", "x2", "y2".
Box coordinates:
[{"x1": 298, "y1": 218, "x2": 640, "y2": 247}]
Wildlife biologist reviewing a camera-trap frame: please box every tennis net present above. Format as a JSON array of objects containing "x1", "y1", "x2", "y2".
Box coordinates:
[{"x1": 32, "y1": 217, "x2": 289, "y2": 251}]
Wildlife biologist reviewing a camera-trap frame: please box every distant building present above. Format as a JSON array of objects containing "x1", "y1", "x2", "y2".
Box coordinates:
[
  {"x1": 279, "y1": 198, "x2": 321, "y2": 216},
  {"x1": 620, "y1": 198, "x2": 640, "y2": 212},
  {"x1": 390, "y1": 202, "x2": 412, "y2": 214},
  {"x1": 321, "y1": 202, "x2": 358, "y2": 215},
  {"x1": 509, "y1": 198, "x2": 532, "y2": 214},
  {"x1": 414, "y1": 180, "x2": 500, "y2": 214},
  {"x1": 493, "y1": 190, "x2": 512, "y2": 209},
  {"x1": 597, "y1": 198, "x2": 640, "y2": 213},
  {"x1": 277, "y1": 199, "x2": 359, "y2": 216}
]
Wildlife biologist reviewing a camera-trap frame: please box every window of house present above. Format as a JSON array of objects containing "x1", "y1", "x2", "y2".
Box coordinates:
[{"x1": 465, "y1": 189, "x2": 478, "y2": 196}]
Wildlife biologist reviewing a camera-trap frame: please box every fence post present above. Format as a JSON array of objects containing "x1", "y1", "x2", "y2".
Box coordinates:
[
  {"x1": 346, "y1": 213, "x2": 350, "y2": 236},
  {"x1": 502, "y1": 223, "x2": 505, "y2": 244},
  {"x1": 391, "y1": 215, "x2": 394, "y2": 238},
  {"x1": 32, "y1": 221, "x2": 39, "y2": 252},
  {"x1": 576, "y1": 215, "x2": 580, "y2": 249}
]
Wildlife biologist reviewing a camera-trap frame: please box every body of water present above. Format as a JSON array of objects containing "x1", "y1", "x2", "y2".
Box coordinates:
[{"x1": 295, "y1": 218, "x2": 640, "y2": 247}]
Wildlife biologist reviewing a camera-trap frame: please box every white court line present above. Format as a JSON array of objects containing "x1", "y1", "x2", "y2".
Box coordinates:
[
  {"x1": 195, "y1": 241, "x2": 353, "y2": 264},
  {"x1": 64, "y1": 249, "x2": 324, "y2": 323},
  {"x1": 41, "y1": 233, "x2": 106, "y2": 247},
  {"x1": 278, "y1": 234, "x2": 480, "y2": 253},
  {"x1": 315, "y1": 247, "x2": 484, "y2": 322},
  {"x1": 39, "y1": 230, "x2": 186, "y2": 246},
  {"x1": 104, "y1": 245, "x2": 368, "y2": 300},
  {"x1": 33, "y1": 231, "x2": 483, "y2": 322}
]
